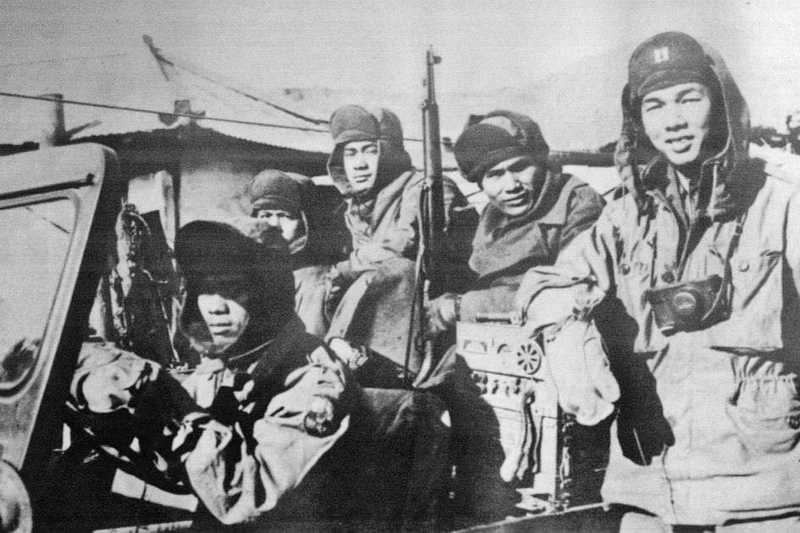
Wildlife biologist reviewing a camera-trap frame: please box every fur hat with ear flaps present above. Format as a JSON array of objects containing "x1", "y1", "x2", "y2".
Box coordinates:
[
  {"x1": 326, "y1": 105, "x2": 413, "y2": 197},
  {"x1": 246, "y1": 169, "x2": 312, "y2": 255},
  {"x1": 247, "y1": 170, "x2": 310, "y2": 217},
  {"x1": 175, "y1": 218, "x2": 295, "y2": 356}
]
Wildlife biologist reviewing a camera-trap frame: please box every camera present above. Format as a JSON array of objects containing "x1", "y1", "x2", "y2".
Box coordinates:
[{"x1": 644, "y1": 274, "x2": 729, "y2": 335}]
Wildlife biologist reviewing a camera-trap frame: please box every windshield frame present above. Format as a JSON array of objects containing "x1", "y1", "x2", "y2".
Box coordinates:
[
  {"x1": 0, "y1": 190, "x2": 79, "y2": 398},
  {"x1": 0, "y1": 144, "x2": 120, "y2": 473}
]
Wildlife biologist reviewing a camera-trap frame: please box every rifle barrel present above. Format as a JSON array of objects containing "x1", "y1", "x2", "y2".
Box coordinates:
[{"x1": 422, "y1": 47, "x2": 445, "y2": 297}]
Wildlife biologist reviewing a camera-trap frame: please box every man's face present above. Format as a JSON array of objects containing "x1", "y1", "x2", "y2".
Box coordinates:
[
  {"x1": 196, "y1": 274, "x2": 251, "y2": 351},
  {"x1": 342, "y1": 140, "x2": 379, "y2": 195},
  {"x1": 255, "y1": 208, "x2": 300, "y2": 243},
  {"x1": 641, "y1": 82, "x2": 713, "y2": 168},
  {"x1": 481, "y1": 156, "x2": 542, "y2": 217}
]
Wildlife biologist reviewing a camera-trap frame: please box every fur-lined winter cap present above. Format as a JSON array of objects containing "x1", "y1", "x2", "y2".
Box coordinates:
[
  {"x1": 629, "y1": 31, "x2": 714, "y2": 99},
  {"x1": 247, "y1": 169, "x2": 309, "y2": 216},
  {"x1": 329, "y1": 105, "x2": 404, "y2": 149}
]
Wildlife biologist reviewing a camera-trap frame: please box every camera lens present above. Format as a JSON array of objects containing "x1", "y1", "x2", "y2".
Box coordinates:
[{"x1": 672, "y1": 290, "x2": 699, "y2": 317}]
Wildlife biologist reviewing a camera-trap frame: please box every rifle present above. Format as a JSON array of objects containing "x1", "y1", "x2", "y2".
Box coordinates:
[
  {"x1": 110, "y1": 203, "x2": 181, "y2": 366},
  {"x1": 404, "y1": 47, "x2": 445, "y2": 385}
]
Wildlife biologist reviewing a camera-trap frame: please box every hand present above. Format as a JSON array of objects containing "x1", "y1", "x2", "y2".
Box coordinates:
[
  {"x1": 544, "y1": 318, "x2": 619, "y2": 427},
  {"x1": 425, "y1": 293, "x2": 460, "y2": 336},
  {"x1": 327, "y1": 337, "x2": 369, "y2": 371},
  {"x1": 331, "y1": 260, "x2": 355, "y2": 285},
  {"x1": 304, "y1": 395, "x2": 337, "y2": 436},
  {"x1": 324, "y1": 264, "x2": 348, "y2": 319}
]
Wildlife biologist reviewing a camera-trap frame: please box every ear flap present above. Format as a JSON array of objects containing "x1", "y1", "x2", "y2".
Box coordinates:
[
  {"x1": 465, "y1": 113, "x2": 488, "y2": 128},
  {"x1": 615, "y1": 83, "x2": 651, "y2": 213}
]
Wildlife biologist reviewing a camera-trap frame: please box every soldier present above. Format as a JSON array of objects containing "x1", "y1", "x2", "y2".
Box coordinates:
[
  {"x1": 515, "y1": 32, "x2": 800, "y2": 531},
  {"x1": 425, "y1": 110, "x2": 604, "y2": 333},
  {"x1": 65, "y1": 219, "x2": 451, "y2": 528},
  {"x1": 246, "y1": 169, "x2": 347, "y2": 337},
  {"x1": 174, "y1": 218, "x2": 451, "y2": 527},
  {"x1": 413, "y1": 110, "x2": 603, "y2": 522},
  {"x1": 324, "y1": 105, "x2": 474, "y2": 373}
]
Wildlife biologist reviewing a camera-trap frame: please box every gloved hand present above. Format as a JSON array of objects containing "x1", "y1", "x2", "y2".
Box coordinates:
[
  {"x1": 327, "y1": 337, "x2": 369, "y2": 371},
  {"x1": 303, "y1": 395, "x2": 338, "y2": 437},
  {"x1": 543, "y1": 317, "x2": 620, "y2": 426},
  {"x1": 323, "y1": 263, "x2": 350, "y2": 319},
  {"x1": 332, "y1": 259, "x2": 356, "y2": 284},
  {"x1": 425, "y1": 292, "x2": 460, "y2": 336},
  {"x1": 513, "y1": 269, "x2": 589, "y2": 326},
  {"x1": 266, "y1": 363, "x2": 347, "y2": 437},
  {"x1": 73, "y1": 342, "x2": 160, "y2": 414}
]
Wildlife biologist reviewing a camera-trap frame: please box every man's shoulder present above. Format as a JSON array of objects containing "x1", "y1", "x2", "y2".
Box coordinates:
[
  {"x1": 593, "y1": 186, "x2": 639, "y2": 229},
  {"x1": 539, "y1": 172, "x2": 603, "y2": 224},
  {"x1": 753, "y1": 171, "x2": 800, "y2": 219},
  {"x1": 270, "y1": 317, "x2": 326, "y2": 355},
  {"x1": 377, "y1": 168, "x2": 421, "y2": 201},
  {"x1": 750, "y1": 143, "x2": 800, "y2": 188},
  {"x1": 400, "y1": 169, "x2": 461, "y2": 189},
  {"x1": 561, "y1": 173, "x2": 605, "y2": 202},
  {"x1": 394, "y1": 168, "x2": 422, "y2": 188}
]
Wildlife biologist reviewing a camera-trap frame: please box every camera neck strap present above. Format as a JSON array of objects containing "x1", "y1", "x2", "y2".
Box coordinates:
[{"x1": 701, "y1": 212, "x2": 746, "y2": 323}]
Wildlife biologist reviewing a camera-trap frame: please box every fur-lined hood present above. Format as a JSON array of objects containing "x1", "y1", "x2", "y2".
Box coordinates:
[
  {"x1": 246, "y1": 169, "x2": 311, "y2": 256},
  {"x1": 326, "y1": 105, "x2": 413, "y2": 198},
  {"x1": 615, "y1": 37, "x2": 756, "y2": 220},
  {"x1": 175, "y1": 219, "x2": 295, "y2": 358}
]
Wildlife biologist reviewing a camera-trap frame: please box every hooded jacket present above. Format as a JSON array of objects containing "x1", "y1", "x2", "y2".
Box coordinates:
[
  {"x1": 246, "y1": 171, "x2": 348, "y2": 336},
  {"x1": 174, "y1": 220, "x2": 353, "y2": 523},
  {"x1": 178, "y1": 315, "x2": 353, "y2": 525},
  {"x1": 453, "y1": 110, "x2": 604, "y2": 320},
  {"x1": 517, "y1": 38, "x2": 800, "y2": 525},
  {"x1": 459, "y1": 170, "x2": 602, "y2": 319},
  {"x1": 326, "y1": 106, "x2": 473, "y2": 280}
]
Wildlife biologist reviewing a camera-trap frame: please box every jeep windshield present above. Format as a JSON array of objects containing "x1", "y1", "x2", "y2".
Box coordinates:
[{"x1": 0, "y1": 198, "x2": 74, "y2": 392}]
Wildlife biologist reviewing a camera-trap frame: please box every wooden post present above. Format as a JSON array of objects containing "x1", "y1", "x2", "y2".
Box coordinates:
[{"x1": 36, "y1": 93, "x2": 66, "y2": 147}]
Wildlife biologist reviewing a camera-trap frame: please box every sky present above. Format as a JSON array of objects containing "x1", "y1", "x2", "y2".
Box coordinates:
[{"x1": 2, "y1": 0, "x2": 800, "y2": 142}]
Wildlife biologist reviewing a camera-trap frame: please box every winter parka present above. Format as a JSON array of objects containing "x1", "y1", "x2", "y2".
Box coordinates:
[
  {"x1": 459, "y1": 168, "x2": 603, "y2": 320},
  {"x1": 326, "y1": 106, "x2": 474, "y2": 284},
  {"x1": 516, "y1": 41, "x2": 800, "y2": 525}
]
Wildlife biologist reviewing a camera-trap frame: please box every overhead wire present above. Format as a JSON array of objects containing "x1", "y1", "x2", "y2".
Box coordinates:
[
  {"x1": 0, "y1": 53, "x2": 128, "y2": 68},
  {"x1": 0, "y1": 91, "x2": 611, "y2": 172},
  {"x1": 0, "y1": 91, "x2": 331, "y2": 134},
  {"x1": 0, "y1": 91, "x2": 427, "y2": 142}
]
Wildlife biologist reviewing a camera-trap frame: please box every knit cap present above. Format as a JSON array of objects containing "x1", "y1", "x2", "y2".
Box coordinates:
[
  {"x1": 247, "y1": 169, "x2": 307, "y2": 216},
  {"x1": 175, "y1": 219, "x2": 289, "y2": 282},
  {"x1": 453, "y1": 110, "x2": 549, "y2": 184}
]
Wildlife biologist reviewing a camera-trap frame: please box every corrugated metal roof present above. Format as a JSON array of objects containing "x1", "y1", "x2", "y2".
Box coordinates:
[
  {"x1": 0, "y1": 46, "x2": 334, "y2": 152},
  {"x1": 0, "y1": 43, "x2": 620, "y2": 198},
  {"x1": 170, "y1": 69, "x2": 331, "y2": 152}
]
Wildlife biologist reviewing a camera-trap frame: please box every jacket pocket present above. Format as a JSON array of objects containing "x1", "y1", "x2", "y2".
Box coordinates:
[
  {"x1": 726, "y1": 375, "x2": 800, "y2": 454},
  {"x1": 730, "y1": 249, "x2": 781, "y2": 310}
]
